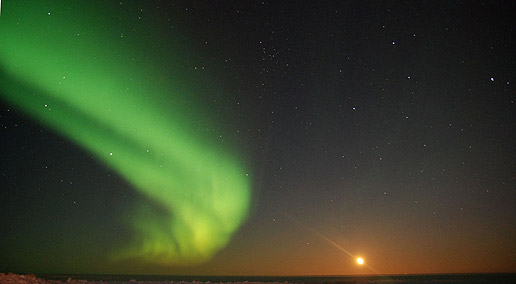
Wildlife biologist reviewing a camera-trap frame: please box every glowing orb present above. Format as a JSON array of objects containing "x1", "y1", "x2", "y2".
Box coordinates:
[{"x1": 357, "y1": 257, "x2": 364, "y2": 265}]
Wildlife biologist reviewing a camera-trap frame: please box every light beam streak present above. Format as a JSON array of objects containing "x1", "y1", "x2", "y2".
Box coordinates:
[{"x1": 280, "y1": 212, "x2": 379, "y2": 273}]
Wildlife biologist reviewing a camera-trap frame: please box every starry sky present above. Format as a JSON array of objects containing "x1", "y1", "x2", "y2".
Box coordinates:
[{"x1": 1, "y1": 0, "x2": 515, "y2": 276}]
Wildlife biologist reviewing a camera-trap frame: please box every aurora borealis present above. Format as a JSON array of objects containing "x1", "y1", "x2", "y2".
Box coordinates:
[
  {"x1": 1, "y1": 0, "x2": 516, "y2": 277},
  {"x1": 0, "y1": 0, "x2": 250, "y2": 266}
]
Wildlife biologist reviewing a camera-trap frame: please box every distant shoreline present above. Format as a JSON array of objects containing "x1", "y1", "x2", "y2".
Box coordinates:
[{"x1": 2, "y1": 272, "x2": 516, "y2": 284}]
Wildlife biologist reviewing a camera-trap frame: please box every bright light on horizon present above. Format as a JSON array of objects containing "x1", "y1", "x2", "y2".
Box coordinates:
[{"x1": 357, "y1": 257, "x2": 364, "y2": 265}]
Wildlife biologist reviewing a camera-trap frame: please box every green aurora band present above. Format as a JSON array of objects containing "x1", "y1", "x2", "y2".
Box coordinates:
[{"x1": 0, "y1": 1, "x2": 251, "y2": 265}]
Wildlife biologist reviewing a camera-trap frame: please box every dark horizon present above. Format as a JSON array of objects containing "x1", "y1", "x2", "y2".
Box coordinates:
[
  {"x1": 4, "y1": 272, "x2": 516, "y2": 284},
  {"x1": 22, "y1": 272, "x2": 516, "y2": 283}
]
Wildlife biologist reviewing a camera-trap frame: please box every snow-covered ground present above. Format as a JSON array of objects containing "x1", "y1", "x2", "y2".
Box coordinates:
[{"x1": 0, "y1": 273, "x2": 300, "y2": 284}]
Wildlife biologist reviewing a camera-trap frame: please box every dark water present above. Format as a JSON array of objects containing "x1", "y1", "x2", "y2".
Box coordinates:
[{"x1": 36, "y1": 273, "x2": 516, "y2": 284}]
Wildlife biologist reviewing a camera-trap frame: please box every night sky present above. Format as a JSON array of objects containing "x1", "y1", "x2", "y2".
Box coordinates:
[{"x1": 1, "y1": 0, "x2": 515, "y2": 276}]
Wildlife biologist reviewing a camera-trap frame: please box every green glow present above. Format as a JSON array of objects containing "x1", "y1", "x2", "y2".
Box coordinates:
[{"x1": 0, "y1": 1, "x2": 250, "y2": 265}]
